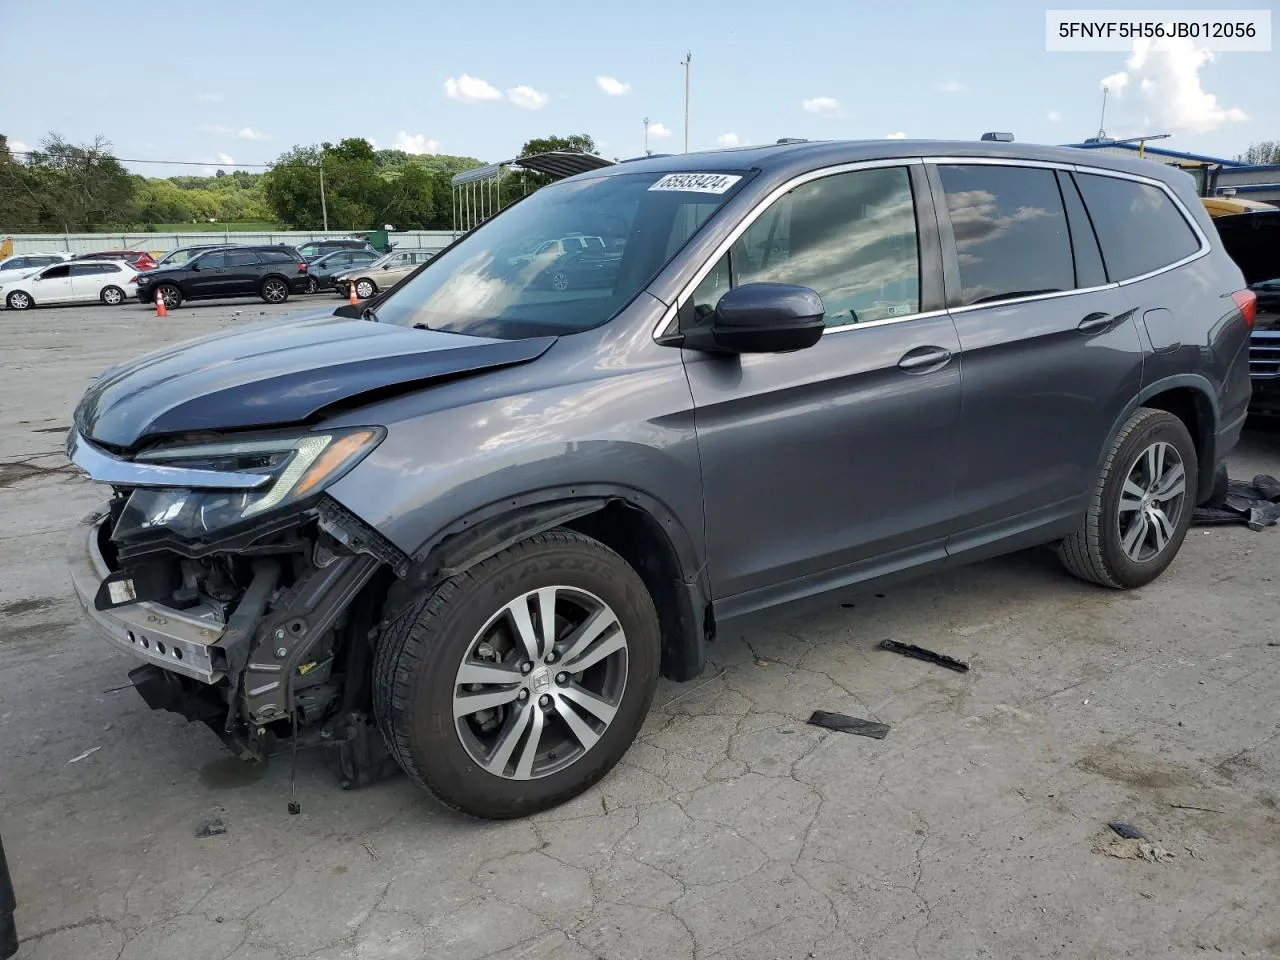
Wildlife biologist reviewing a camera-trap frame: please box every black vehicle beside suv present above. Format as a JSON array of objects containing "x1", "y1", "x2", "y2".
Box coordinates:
[
  {"x1": 296, "y1": 239, "x2": 379, "y2": 261},
  {"x1": 134, "y1": 245, "x2": 310, "y2": 309}
]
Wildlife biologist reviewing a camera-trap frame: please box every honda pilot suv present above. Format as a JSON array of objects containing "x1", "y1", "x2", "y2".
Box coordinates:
[
  {"x1": 66, "y1": 140, "x2": 1253, "y2": 819},
  {"x1": 134, "y1": 245, "x2": 310, "y2": 309}
]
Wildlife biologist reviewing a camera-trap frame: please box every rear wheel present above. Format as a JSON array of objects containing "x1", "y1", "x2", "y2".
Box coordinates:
[
  {"x1": 1058, "y1": 408, "x2": 1197, "y2": 588},
  {"x1": 373, "y1": 530, "x2": 660, "y2": 819},
  {"x1": 305, "y1": 276, "x2": 318, "y2": 294},
  {"x1": 355, "y1": 278, "x2": 376, "y2": 299},
  {"x1": 261, "y1": 277, "x2": 290, "y2": 304},
  {"x1": 5, "y1": 291, "x2": 31, "y2": 310},
  {"x1": 100, "y1": 285, "x2": 125, "y2": 306}
]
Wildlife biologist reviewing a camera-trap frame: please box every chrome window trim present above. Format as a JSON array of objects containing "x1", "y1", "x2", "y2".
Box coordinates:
[
  {"x1": 67, "y1": 429, "x2": 273, "y2": 490},
  {"x1": 652, "y1": 157, "x2": 926, "y2": 340}
]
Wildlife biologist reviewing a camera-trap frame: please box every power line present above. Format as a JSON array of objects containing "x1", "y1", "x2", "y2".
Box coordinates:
[{"x1": 8, "y1": 150, "x2": 273, "y2": 169}]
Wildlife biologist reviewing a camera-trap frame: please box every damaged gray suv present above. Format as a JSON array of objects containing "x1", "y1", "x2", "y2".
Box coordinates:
[{"x1": 67, "y1": 140, "x2": 1255, "y2": 819}]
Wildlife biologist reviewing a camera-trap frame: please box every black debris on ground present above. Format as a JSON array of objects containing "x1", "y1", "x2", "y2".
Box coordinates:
[
  {"x1": 807, "y1": 710, "x2": 890, "y2": 739},
  {"x1": 195, "y1": 817, "x2": 227, "y2": 838},
  {"x1": 1109, "y1": 821, "x2": 1147, "y2": 840},
  {"x1": 1193, "y1": 474, "x2": 1280, "y2": 531},
  {"x1": 879, "y1": 638, "x2": 971, "y2": 673}
]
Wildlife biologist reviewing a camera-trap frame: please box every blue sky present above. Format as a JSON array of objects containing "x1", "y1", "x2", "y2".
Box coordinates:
[{"x1": 1, "y1": 0, "x2": 1274, "y2": 175}]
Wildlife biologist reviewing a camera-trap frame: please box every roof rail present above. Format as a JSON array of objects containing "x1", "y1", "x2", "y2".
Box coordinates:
[
  {"x1": 777, "y1": 138, "x2": 808, "y2": 144},
  {"x1": 980, "y1": 132, "x2": 1015, "y2": 142}
]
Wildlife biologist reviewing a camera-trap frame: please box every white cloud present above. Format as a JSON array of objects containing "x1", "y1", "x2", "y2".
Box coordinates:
[
  {"x1": 648, "y1": 122, "x2": 673, "y2": 139},
  {"x1": 216, "y1": 153, "x2": 235, "y2": 166},
  {"x1": 802, "y1": 96, "x2": 841, "y2": 116},
  {"x1": 714, "y1": 133, "x2": 744, "y2": 147},
  {"x1": 937, "y1": 80, "x2": 965, "y2": 94},
  {"x1": 1100, "y1": 71, "x2": 1130, "y2": 93},
  {"x1": 236, "y1": 127, "x2": 271, "y2": 141},
  {"x1": 885, "y1": 132, "x2": 907, "y2": 139},
  {"x1": 393, "y1": 131, "x2": 440, "y2": 155},
  {"x1": 507, "y1": 85, "x2": 549, "y2": 110},
  {"x1": 198, "y1": 124, "x2": 232, "y2": 134},
  {"x1": 1047, "y1": 110, "x2": 1062, "y2": 123},
  {"x1": 1118, "y1": 38, "x2": 1247, "y2": 133},
  {"x1": 10, "y1": 140, "x2": 29, "y2": 153},
  {"x1": 444, "y1": 74, "x2": 502, "y2": 103},
  {"x1": 596, "y1": 75, "x2": 630, "y2": 96},
  {"x1": 195, "y1": 93, "x2": 223, "y2": 103}
]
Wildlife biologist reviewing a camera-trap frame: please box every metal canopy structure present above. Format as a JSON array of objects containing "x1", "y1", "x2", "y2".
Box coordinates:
[{"x1": 450, "y1": 151, "x2": 615, "y2": 234}]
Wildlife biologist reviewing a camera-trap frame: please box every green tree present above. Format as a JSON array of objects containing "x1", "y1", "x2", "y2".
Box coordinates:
[
  {"x1": 1236, "y1": 141, "x2": 1280, "y2": 165},
  {"x1": 3, "y1": 133, "x2": 134, "y2": 231},
  {"x1": 0, "y1": 135, "x2": 43, "y2": 230},
  {"x1": 518, "y1": 134, "x2": 599, "y2": 157}
]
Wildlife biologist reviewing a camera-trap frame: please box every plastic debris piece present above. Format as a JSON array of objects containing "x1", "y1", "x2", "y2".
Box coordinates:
[
  {"x1": 807, "y1": 710, "x2": 890, "y2": 739},
  {"x1": 879, "y1": 638, "x2": 970, "y2": 673},
  {"x1": 1193, "y1": 475, "x2": 1280, "y2": 530},
  {"x1": 1109, "y1": 821, "x2": 1146, "y2": 839},
  {"x1": 195, "y1": 817, "x2": 227, "y2": 838},
  {"x1": 1097, "y1": 838, "x2": 1175, "y2": 862},
  {"x1": 67, "y1": 746, "x2": 101, "y2": 764},
  {"x1": 288, "y1": 800, "x2": 301, "y2": 816}
]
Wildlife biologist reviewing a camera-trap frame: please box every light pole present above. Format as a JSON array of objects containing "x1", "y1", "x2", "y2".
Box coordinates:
[{"x1": 681, "y1": 51, "x2": 692, "y2": 153}]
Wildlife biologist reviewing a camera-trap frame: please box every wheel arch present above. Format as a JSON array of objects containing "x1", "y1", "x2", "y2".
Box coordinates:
[
  {"x1": 387, "y1": 484, "x2": 712, "y2": 682},
  {"x1": 1103, "y1": 374, "x2": 1220, "y2": 503}
]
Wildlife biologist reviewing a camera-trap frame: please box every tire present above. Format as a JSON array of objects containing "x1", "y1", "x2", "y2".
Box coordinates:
[
  {"x1": 156, "y1": 284, "x2": 182, "y2": 310},
  {"x1": 550, "y1": 270, "x2": 570, "y2": 292},
  {"x1": 305, "y1": 276, "x2": 318, "y2": 295},
  {"x1": 1058, "y1": 408, "x2": 1198, "y2": 589},
  {"x1": 355, "y1": 278, "x2": 376, "y2": 299},
  {"x1": 373, "y1": 530, "x2": 660, "y2": 819},
  {"x1": 5, "y1": 291, "x2": 32, "y2": 310},
  {"x1": 100, "y1": 285, "x2": 125, "y2": 306},
  {"x1": 261, "y1": 277, "x2": 290, "y2": 304}
]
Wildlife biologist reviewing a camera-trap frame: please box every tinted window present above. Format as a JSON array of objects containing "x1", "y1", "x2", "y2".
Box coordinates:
[
  {"x1": 1075, "y1": 173, "x2": 1201, "y2": 281},
  {"x1": 730, "y1": 166, "x2": 920, "y2": 325},
  {"x1": 2, "y1": 258, "x2": 27, "y2": 270},
  {"x1": 257, "y1": 249, "x2": 297, "y2": 263},
  {"x1": 196, "y1": 252, "x2": 227, "y2": 269},
  {"x1": 40, "y1": 265, "x2": 71, "y2": 280},
  {"x1": 225, "y1": 251, "x2": 261, "y2": 266},
  {"x1": 1058, "y1": 171, "x2": 1107, "y2": 288},
  {"x1": 938, "y1": 164, "x2": 1073, "y2": 306},
  {"x1": 71, "y1": 263, "x2": 116, "y2": 276}
]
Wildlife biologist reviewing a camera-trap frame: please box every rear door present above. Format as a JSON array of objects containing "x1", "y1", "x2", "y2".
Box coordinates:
[
  {"x1": 683, "y1": 162, "x2": 963, "y2": 613},
  {"x1": 931, "y1": 160, "x2": 1144, "y2": 557},
  {"x1": 223, "y1": 250, "x2": 265, "y2": 295},
  {"x1": 70, "y1": 263, "x2": 113, "y2": 300},
  {"x1": 30, "y1": 264, "x2": 74, "y2": 303}
]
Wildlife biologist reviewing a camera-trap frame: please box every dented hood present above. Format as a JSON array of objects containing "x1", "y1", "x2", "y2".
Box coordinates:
[{"x1": 74, "y1": 309, "x2": 556, "y2": 449}]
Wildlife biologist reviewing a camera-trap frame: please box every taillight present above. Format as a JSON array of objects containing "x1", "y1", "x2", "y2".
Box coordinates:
[
  {"x1": 1232, "y1": 289, "x2": 1257, "y2": 329},
  {"x1": 297, "y1": 262, "x2": 308, "y2": 272}
]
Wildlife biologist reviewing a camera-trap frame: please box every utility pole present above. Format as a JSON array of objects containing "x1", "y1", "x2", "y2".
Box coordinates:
[
  {"x1": 643, "y1": 117, "x2": 651, "y2": 155},
  {"x1": 681, "y1": 51, "x2": 692, "y2": 153},
  {"x1": 318, "y1": 152, "x2": 329, "y2": 232}
]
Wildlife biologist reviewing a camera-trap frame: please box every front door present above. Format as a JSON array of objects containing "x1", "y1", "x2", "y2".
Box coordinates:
[
  {"x1": 31, "y1": 264, "x2": 74, "y2": 303},
  {"x1": 188, "y1": 250, "x2": 230, "y2": 297},
  {"x1": 682, "y1": 163, "x2": 963, "y2": 616},
  {"x1": 929, "y1": 161, "x2": 1146, "y2": 555}
]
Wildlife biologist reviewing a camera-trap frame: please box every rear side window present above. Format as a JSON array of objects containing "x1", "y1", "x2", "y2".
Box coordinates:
[
  {"x1": 1075, "y1": 173, "x2": 1202, "y2": 281},
  {"x1": 257, "y1": 249, "x2": 296, "y2": 263},
  {"x1": 225, "y1": 251, "x2": 262, "y2": 266},
  {"x1": 937, "y1": 164, "x2": 1073, "y2": 306}
]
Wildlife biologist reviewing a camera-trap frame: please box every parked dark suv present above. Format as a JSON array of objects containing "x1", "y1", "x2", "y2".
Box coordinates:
[
  {"x1": 134, "y1": 245, "x2": 310, "y2": 308},
  {"x1": 296, "y1": 239, "x2": 378, "y2": 261},
  {"x1": 66, "y1": 140, "x2": 1253, "y2": 820}
]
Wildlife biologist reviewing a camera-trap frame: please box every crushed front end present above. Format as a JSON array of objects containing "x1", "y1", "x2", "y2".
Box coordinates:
[{"x1": 65, "y1": 426, "x2": 408, "y2": 784}]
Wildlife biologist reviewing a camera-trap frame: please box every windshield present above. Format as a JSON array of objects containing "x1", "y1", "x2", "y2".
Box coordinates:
[
  {"x1": 159, "y1": 247, "x2": 217, "y2": 266},
  {"x1": 374, "y1": 170, "x2": 751, "y2": 338}
]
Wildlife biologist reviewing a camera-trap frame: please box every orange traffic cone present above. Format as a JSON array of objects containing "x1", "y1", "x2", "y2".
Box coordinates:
[
  {"x1": 348, "y1": 280, "x2": 359, "y2": 306},
  {"x1": 154, "y1": 289, "x2": 168, "y2": 318}
]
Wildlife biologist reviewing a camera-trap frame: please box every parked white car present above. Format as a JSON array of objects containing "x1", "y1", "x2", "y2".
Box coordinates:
[
  {"x1": 0, "y1": 252, "x2": 73, "y2": 286},
  {"x1": 1, "y1": 260, "x2": 137, "y2": 310}
]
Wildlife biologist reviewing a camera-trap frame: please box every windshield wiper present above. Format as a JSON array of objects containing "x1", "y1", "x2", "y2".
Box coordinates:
[
  {"x1": 360, "y1": 306, "x2": 379, "y2": 323},
  {"x1": 413, "y1": 322, "x2": 431, "y2": 331}
]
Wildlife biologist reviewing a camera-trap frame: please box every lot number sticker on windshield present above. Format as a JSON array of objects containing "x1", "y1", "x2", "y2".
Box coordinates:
[{"x1": 648, "y1": 173, "x2": 743, "y2": 194}]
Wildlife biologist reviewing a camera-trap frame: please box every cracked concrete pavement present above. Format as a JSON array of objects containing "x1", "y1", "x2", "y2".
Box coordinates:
[{"x1": 1, "y1": 300, "x2": 1279, "y2": 960}]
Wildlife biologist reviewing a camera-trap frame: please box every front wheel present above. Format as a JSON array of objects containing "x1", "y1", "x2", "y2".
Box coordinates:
[
  {"x1": 355, "y1": 278, "x2": 377, "y2": 299},
  {"x1": 5, "y1": 291, "x2": 31, "y2": 310},
  {"x1": 373, "y1": 530, "x2": 660, "y2": 819},
  {"x1": 156, "y1": 284, "x2": 182, "y2": 310},
  {"x1": 1058, "y1": 408, "x2": 1197, "y2": 588},
  {"x1": 261, "y1": 277, "x2": 290, "y2": 304},
  {"x1": 100, "y1": 285, "x2": 125, "y2": 306}
]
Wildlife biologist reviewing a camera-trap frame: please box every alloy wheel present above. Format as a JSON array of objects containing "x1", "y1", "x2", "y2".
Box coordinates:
[
  {"x1": 7, "y1": 292, "x2": 30, "y2": 310},
  {"x1": 452, "y1": 585, "x2": 629, "y2": 781},
  {"x1": 102, "y1": 287, "x2": 123, "y2": 305},
  {"x1": 356, "y1": 279, "x2": 375, "y2": 299},
  {"x1": 551, "y1": 271, "x2": 570, "y2": 292},
  {"x1": 263, "y1": 279, "x2": 288, "y2": 303},
  {"x1": 1117, "y1": 440, "x2": 1187, "y2": 563}
]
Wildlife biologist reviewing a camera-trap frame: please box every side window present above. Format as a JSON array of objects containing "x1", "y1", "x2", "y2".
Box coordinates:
[
  {"x1": 225, "y1": 251, "x2": 261, "y2": 267},
  {"x1": 1057, "y1": 171, "x2": 1107, "y2": 288},
  {"x1": 734, "y1": 166, "x2": 920, "y2": 325},
  {"x1": 40, "y1": 265, "x2": 71, "y2": 280},
  {"x1": 937, "y1": 164, "x2": 1073, "y2": 306},
  {"x1": 260, "y1": 250, "x2": 294, "y2": 263},
  {"x1": 71, "y1": 263, "x2": 97, "y2": 277},
  {"x1": 197, "y1": 252, "x2": 228, "y2": 269},
  {"x1": 5, "y1": 258, "x2": 28, "y2": 270},
  {"x1": 1075, "y1": 173, "x2": 1202, "y2": 281}
]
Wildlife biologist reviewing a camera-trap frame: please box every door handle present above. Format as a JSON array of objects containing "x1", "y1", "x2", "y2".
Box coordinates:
[
  {"x1": 1077, "y1": 312, "x2": 1114, "y2": 333},
  {"x1": 897, "y1": 346, "x2": 953, "y2": 372}
]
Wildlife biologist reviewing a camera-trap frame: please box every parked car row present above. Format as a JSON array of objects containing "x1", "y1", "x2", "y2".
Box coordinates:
[{"x1": 1, "y1": 238, "x2": 438, "y2": 310}]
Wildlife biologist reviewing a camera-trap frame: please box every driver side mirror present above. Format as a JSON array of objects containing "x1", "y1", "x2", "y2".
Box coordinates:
[{"x1": 681, "y1": 282, "x2": 826, "y2": 354}]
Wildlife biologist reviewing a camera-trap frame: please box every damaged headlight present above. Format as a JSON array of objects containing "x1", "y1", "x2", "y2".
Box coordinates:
[{"x1": 111, "y1": 427, "x2": 384, "y2": 541}]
